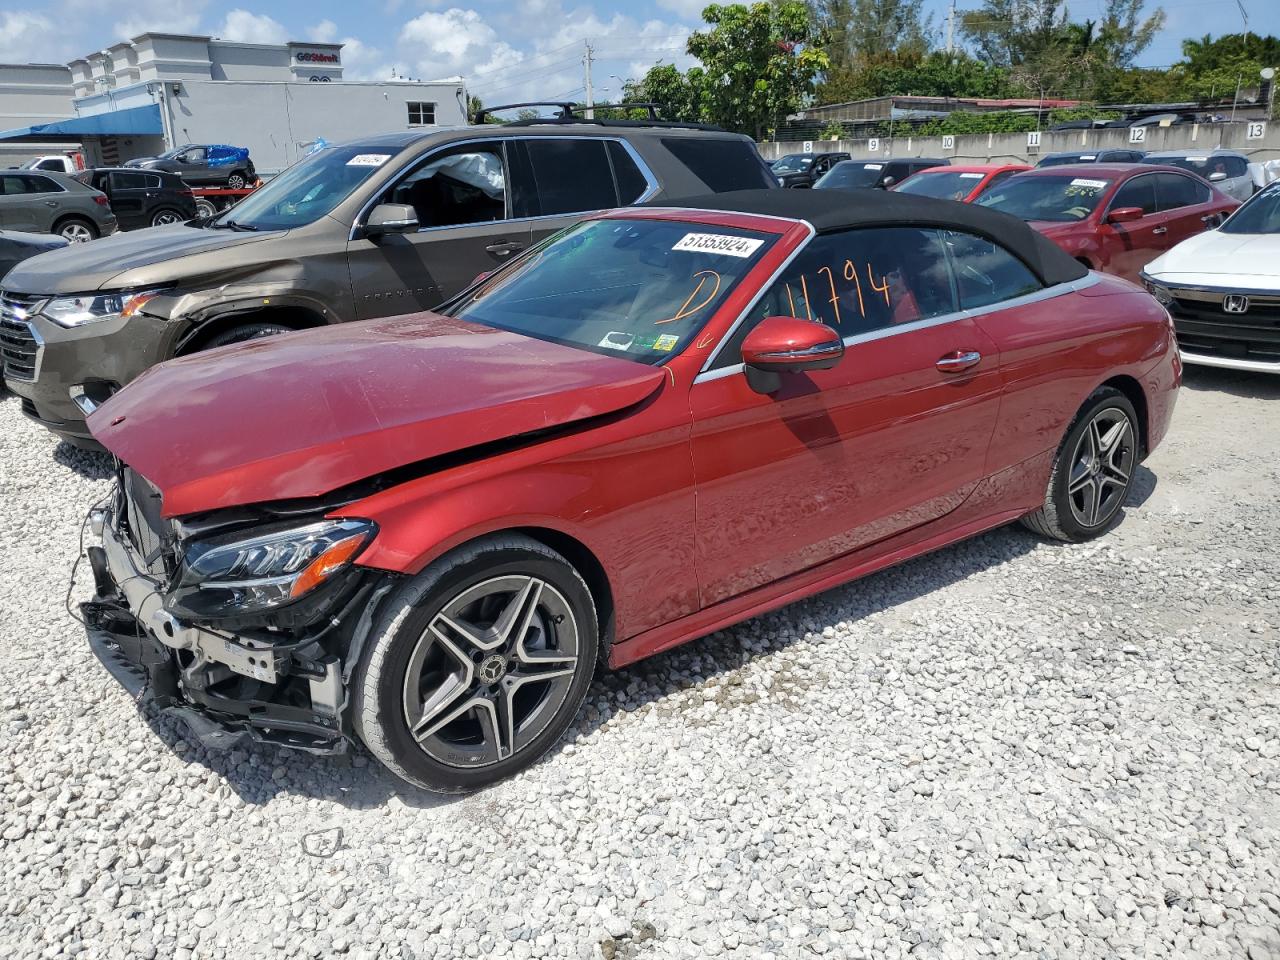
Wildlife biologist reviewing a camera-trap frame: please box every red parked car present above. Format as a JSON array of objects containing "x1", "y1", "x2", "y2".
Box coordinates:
[
  {"x1": 893, "y1": 163, "x2": 1031, "y2": 202},
  {"x1": 82, "y1": 190, "x2": 1180, "y2": 792},
  {"x1": 975, "y1": 163, "x2": 1238, "y2": 283}
]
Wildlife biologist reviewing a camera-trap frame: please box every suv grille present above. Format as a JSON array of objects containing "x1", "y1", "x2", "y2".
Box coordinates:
[
  {"x1": 121, "y1": 468, "x2": 175, "y2": 579},
  {"x1": 0, "y1": 292, "x2": 43, "y2": 382}
]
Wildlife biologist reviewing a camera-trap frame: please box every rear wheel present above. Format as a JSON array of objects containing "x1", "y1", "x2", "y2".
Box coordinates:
[
  {"x1": 226, "y1": 171, "x2": 247, "y2": 189},
  {"x1": 1021, "y1": 387, "x2": 1139, "y2": 542},
  {"x1": 199, "y1": 322, "x2": 292, "y2": 350},
  {"x1": 150, "y1": 208, "x2": 183, "y2": 226},
  {"x1": 54, "y1": 217, "x2": 97, "y2": 243},
  {"x1": 354, "y1": 535, "x2": 599, "y2": 793},
  {"x1": 194, "y1": 198, "x2": 218, "y2": 218}
]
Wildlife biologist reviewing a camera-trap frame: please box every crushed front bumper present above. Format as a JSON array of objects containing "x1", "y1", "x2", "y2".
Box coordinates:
[{"x1": 81, "y1": 504, "x2": 354, "y2": 755}]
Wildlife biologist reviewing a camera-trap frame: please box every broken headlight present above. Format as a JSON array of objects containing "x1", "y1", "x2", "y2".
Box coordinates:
[{"x1": 170, "y1": 519, "x2": 375, "y2": 617}]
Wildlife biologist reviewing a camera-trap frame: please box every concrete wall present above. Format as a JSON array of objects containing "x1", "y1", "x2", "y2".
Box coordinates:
[
  {"x1": 760, "y1": 122, "x2": 1280, "y2": 166},
  {"x1": 161, "y1": 80, "x2": 468, "y2": 172},
  {"x1": 0, "y1": 63, "x2": 74, "y2": 130}
]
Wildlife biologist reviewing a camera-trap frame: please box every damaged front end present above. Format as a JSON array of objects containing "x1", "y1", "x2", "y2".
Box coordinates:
[{"x1": 81, "y1": 467, "x2": 396, "y2": 755}]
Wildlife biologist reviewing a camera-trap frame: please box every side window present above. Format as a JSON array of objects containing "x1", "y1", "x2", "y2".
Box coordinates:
[
  {"x1": 943, "y1": 231, "x2": 1042, "y2": 310},
  {"x1": 23, "y1": 175, "x2": 62, "y2": 194},
  {"x1": 1110, "y1": 176, "x2": 1156, "y2": 215},
  {"x1": 109, "y1": 171, "x2": 149, "y2": 190},
  {"x1": 607, "y1": 141, "x2": 649, "y2": 204},
  {"x1": 36, "y1": 158, "x2": 62, "y2": 171},
  {"x1": 1220, "y1": 156, "x2": 1248, "y2": 179},
  {"x1": 146, "y1": 174, "x2": 164, "y2": 189},
  {"x1": 524, "y1": 139, "x2": 617, "y2": 216},
  {"x1": 1155, "y1": 173, "x2": 1208, "y2": 211},
  {"x1": 714, "y1": 228, "x2": 956, "y2": 368},
  {"x1": 660, "y1": 137, "x2": 775, "y2": 191},
  {"x1": 387, "y1": 143, "x2": 507, "y2": 228}
]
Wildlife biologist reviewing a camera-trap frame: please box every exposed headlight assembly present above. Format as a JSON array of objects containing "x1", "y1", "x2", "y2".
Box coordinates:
[
  {"x1": 171, "y1": 518, "x2": 375, "y2": 617},
  {"x1": 42, "y1": 290, "x2": 163, "y2": 328}
]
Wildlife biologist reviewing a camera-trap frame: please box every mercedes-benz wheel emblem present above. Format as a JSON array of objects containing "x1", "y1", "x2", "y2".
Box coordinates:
[{"x1": 478, "y1": 655, "x2": 507, "y2": 684}]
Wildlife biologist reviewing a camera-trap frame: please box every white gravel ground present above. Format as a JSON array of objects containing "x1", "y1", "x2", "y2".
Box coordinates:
[{"x1": 2, "y1": 368, "x2": 1279, "y2": 960}]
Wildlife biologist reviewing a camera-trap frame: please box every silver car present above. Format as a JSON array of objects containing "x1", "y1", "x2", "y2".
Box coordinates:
[
  {"x1": 1145, "y1": 149, "x2": 1256, "y2": 202},
  {"x1": 0, "y1": 171, "x2": 117, "y2": 243}
]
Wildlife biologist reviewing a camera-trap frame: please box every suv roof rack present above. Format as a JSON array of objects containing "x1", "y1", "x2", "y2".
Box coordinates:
[{"x1": 473, "y1": 100, "x2": 724, "y2": 133}]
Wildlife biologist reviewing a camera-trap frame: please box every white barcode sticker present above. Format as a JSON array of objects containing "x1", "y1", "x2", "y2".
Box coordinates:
[
  {"x1": 672, "y1": 233, "x2": 764, "y2": 258},
  {"x1": 347, "y1": 154, "x2": 391, "y2": 167},
  {"x1": 959, "y1": 172, "x2": 983, "y2": 179},
  {"x1": 1069, "y1": 178, "x2": 1109, "y2": 189}
]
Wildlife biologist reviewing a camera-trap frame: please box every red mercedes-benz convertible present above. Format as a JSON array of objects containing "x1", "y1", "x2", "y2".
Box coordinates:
[{"x1": 82, "y1": 189, "x2": 1179, "y2": 792}]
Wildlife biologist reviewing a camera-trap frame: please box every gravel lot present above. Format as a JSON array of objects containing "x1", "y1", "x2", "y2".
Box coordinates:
[{"x1": 2, "y1": 368, "x2": 1279, "y2": 960}]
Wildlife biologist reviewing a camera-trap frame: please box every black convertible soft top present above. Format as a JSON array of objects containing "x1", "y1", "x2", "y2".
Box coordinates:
[{"x1": 648, "y1": 188, "x2": 1088, "y2": 288}]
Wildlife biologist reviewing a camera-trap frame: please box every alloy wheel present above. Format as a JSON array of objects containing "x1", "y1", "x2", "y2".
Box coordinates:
[
  {"x1": 401, "y1": 575, "x2": 580, "y2": 768},
  {"x1": 1066, "y1": 407, "x2": 1135, "y2": 528},
  {"x1": 152, "y1": 211, "x2": 181, "y2": 226},
  {"x1": 60, "y1": 222, "x2": 93, "y2": 243}
]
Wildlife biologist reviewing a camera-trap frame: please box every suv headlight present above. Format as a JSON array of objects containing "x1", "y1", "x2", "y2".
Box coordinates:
[
  {"x1": 1143, "y1": 278, "x2": 1174, "y2": 306},
  {"x1": 171, "y1": 518, "x2": 375, "y2": 617},
  {"x1": 42, "y1": 289, "x2": 163, "y2": 328}
]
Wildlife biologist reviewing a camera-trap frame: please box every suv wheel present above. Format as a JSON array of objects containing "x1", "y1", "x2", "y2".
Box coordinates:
[
  {"x1": 226, "y1": 172, "x2": 247, "y2": 189},
  {"x1": 354, "y1": 534, "x2": 599, "y2": 793},
  {"x1": 150, "y1": 208, "x2": 183, "y2": 226},
  {"x1": 199, "y1": 322, "x2": 293, "y2": 350},
  {"x1": 55, "y1": 217, "x2": 97, "y2": 243}
]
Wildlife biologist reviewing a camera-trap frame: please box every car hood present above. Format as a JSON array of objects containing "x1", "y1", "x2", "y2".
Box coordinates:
[
  {"x1": 89, "y1": 312, "x2": 667, "y2": 517},
  {"x1": 0, "y1": 224, "x2": 279, "y2": 294},
  {"x1": 1146, "y1": 230, "x2": 1280, "y2": 285},
  {"x1": 1, "y1": 229, "x2": 68, "y2": 253}
]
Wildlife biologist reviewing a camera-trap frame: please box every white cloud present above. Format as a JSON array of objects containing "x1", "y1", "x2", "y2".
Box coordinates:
[
  {"x1": 217, "y1": 9, "x2": 289, "y2": 44},
  {"x1": 0, "y1": 11, "x2": 68, "y2": 62},
  {"x1": 306, "y1": 19, "x2": 339, "y2": 43},
  {"x1": 398, "y1": 8, "x2": 525, "y2": 82},
  {"x1": 655, "y1": 0, "x2": 708, "y2": 20},
  {"x1": 114, "y1": 0, "x2": 208, "y2": 41},
  {"x1": 338, "y1": 36, "x2": 392, "y2": 81}
]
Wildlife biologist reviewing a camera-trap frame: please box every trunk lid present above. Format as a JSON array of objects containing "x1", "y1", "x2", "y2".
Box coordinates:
[{"x1": 89, "y1": 312, "x2": 666, "y2": 517}]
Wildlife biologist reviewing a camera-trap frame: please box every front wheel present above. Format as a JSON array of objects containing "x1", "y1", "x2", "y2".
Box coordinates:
[
  {"x1": 55, "y1": 217, "x2": 97, "y2": 243},
  {"x1": 226, "y1": 172, "x2": 247, "y2": 189},
  {"x1": 354, "y1": 535, "x2": 599, "y2": 793},
  {"x1": 1021, "y1": 386, "x2": 1140, "y2": 542}
]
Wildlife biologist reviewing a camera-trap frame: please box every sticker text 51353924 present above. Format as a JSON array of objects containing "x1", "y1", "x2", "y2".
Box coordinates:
[{"x1": 672, "y1": 233, "x2": 765, "y2": 258}]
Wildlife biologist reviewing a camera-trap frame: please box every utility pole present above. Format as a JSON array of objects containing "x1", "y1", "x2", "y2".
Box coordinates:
[
  {"x1": 583, "y1": 41, "x2": 595, "y2": 120},
  {"x1": 945, "y1": 0, "x2": 956, "y2": 55}
]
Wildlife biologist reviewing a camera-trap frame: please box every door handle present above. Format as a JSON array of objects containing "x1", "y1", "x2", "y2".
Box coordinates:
[
  {"x1": 936, "y1": 350, "x2": 982, "y2": 373},
  {"x1": 44, "y1": 200, "x2": 57, "y2": 206},
  {"x1": 485, "y1": 241, "x2": 524, "y2": 256},
  {"x1": 1200, "y1": 213, "x2": 1220, "y2": 225},
  {"x1": 1151, "y1": 225, "x2": 1168, "y2": 235}
]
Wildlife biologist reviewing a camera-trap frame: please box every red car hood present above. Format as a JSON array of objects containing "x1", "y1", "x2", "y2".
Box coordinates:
[{"x1": 89, "y1": 313, "x2": 666, "y2": 517}]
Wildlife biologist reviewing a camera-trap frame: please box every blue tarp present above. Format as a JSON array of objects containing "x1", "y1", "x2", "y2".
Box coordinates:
[{"x1": 0, "y1": 103, "x2": 163, "y2": 140}]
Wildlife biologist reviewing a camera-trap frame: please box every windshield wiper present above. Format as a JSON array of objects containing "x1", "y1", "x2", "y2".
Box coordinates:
[{"x1": 209, "y1": 219, "x2": 259, "y2": 231}]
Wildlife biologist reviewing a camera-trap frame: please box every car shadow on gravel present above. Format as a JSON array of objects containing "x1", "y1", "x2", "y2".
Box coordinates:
[
  {"x1": 1181, "y1": 366, "x2": 1280, "y2": 400},
  {"x1": 53, "y1": 441, "x2": 114, "y2": 479}
]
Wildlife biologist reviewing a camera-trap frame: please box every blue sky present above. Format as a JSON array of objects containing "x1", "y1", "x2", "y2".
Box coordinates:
[{"x1": 2, "y1": 0, "x2": 1277, "y2": 106}]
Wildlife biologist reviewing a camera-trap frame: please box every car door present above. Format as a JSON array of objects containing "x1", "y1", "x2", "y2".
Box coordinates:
[
  {"x1": 0, "y1": 175, "x2": 54, "y2": 232},
  {"x1": 105, "y1": 171, "x2": 148, "y2": 229},
  {"x1": 516, "y1": 137, "x2": 643, "y2": 247},
  {"x1": 1101, "y1": 173, "x2": 1161, "y2": 282},
  {"x1": 346, "y1": 139, "x2": 533, "y2": 319},
  {"x1": 689, "y1": 226, "x2": 1002, "y2": 606},
  {"x1": 1152, "y1": 171, "x2": 1218, "y2": 254},
  {"x1": 177, "y1": 147, "x2": 210, "y2": 184}
]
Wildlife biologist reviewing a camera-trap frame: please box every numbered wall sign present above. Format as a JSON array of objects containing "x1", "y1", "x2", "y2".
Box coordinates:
[
  {"x1": 942, "y1": 135, "x2": 955, "y2": 151},
  {"x1": 1129, "y1": 126, "x2": 1146, "y2": 143},
  {"x1": 868, "y1": 137, "x2": 880, "y2": 153},
  {"x1": 1027, "y1": 131, "x2": 1041, "y2": 148},
  {"x1": 803, "y1": 140, "x2": 814, "y2": 154},
  {"x1": 1247, "y1": 121, "x2": 1267, "y2": 140}
]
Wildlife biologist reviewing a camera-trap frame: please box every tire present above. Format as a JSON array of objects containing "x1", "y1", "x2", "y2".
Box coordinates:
[
  {"x1": 353, "y1": 534, "x2": 599, "y2": 793},
  {"x1": 1021, "y1": 386, "x2": 1140, "y2": 543},
  {"x1": 150, "y1": 208, "x2": 183, "y2": 227},
  {"x1": 194, "y1": 198, "x2": 218, "y2": 218},
  {"x1": 54, "y1": 217, "x2": 97, "y2": 243},
  {"x1": 226, "y1": 171, "x2": 247, "y2": 189},
  {"x1": 198, "y1": 322, "x2": 293, "y2": 350}
]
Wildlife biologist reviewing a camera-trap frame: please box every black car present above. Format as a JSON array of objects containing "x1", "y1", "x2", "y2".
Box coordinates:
[
  {"x1": 1035, "y1": 149, "x2": 1146, "y2": 167},
  {"x1": 815, "y1": 157, "x2": 949, "y2": 191},
  {"x1": 123, "y1": 144, "x2": 256, "y2": 188},
  {"x1": 73, "y1": 168, "x2": 197, "y2": 230},
  {"x1": 0, "y1": 229, "x2": 67, "y2": 279},
  {"x1": 771, "y1": 151, "x2": 851, "y2": 188}
]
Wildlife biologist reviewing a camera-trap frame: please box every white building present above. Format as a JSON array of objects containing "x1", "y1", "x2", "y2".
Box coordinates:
[{"x1": 0, "y1": 33, "x2": 468, "y2": 173}]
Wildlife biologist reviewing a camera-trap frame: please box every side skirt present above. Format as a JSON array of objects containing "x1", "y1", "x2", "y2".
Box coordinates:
[{"x1": 608, "y1": 504, "x2": 1030, "y2": 669}]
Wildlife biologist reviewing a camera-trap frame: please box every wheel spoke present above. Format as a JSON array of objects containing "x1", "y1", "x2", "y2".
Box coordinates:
[
  {"x1": 1068, "y1": 463, "x2": 1094, "y2": 495},
  {"x1": 1075, "y1": 477, "x2": 1100, "y2": 526},
  {"x1": 490, "y1": 577, "x2": 542, "y2": 647},
  {"x1": 471, "y1": 697, "x2": 507, "y2": 763},
  {"x1": 1098, "y1": 418, "x2": 1129, "y2": 456},
  {"x1": 433, "y1": 612, "x2": 503, "y2": 652},
  {"x1": 412, "y1": 693, "x2": 485, "y2": 744}
]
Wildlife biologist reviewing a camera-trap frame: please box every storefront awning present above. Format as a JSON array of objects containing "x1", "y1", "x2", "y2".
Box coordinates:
[{"x1": 0, "y1": 103, "x2": 163, "y2": 141}]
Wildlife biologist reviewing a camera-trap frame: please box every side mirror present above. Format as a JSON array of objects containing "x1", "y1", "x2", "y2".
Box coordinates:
[
  {"x1": 741, "y1": 316, "x2": 844, "y2": 394},
  {"x1": 1107, "y1": 206, "x2": 1145, "y2": 224},
  {"x1": 365, "y1": 203, "x2": 419, "y2": 238},
  {"x1": 879, "y1": 176, "x2": 896, "y2": 188},
  {"x1": 1208, "y1": 171, "x2": 1228, "y2": 182}
]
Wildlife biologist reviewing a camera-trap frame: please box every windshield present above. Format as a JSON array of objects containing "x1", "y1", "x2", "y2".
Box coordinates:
[
  {"x1": 443, "y1": 218, "x2": 775, "y2": 364},
  {"x1": 1154, "y1": 155, "x2": 1232, "y2": 178},
  {"x1": 211, "y1": 143, "x2": 405, "y2": 230},
  {"x1": 896, "y1": 170, "x2": 985, "y2": 200},
  {"x1": 1037, "y1": 154, "x2": 1093, "y2": 167},
  {"x1": 815, "y1": 162, "x2": 882, "y2": 189},
  {"x1": 1220, "y1": 183, "x2": 1280, "y2": 234},
  {"x1": 772, "y1": 155, "x2": 813, "y2": 173},
  {"x1": 976, "y1": 174, "x2": 1112, "y2": 222},
  {"x1": 157, "y1": 146, "x2": 189, "y2": 160}
]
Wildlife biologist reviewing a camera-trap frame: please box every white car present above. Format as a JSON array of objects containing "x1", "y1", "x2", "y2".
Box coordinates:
[{"x1": 1142, "y1": 181, "x2": 1280, "y2": 373}]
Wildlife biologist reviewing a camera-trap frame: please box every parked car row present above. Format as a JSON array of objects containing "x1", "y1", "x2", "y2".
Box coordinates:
[{"x1": 0, "y1": 112, "x2": 1186, "y2": 793}]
